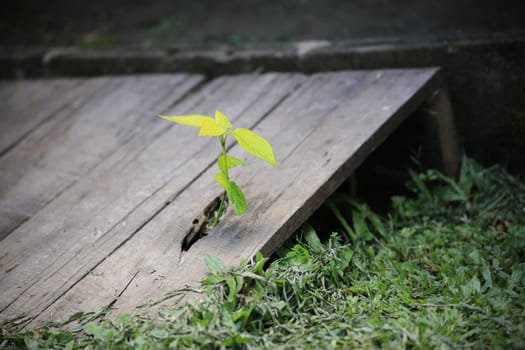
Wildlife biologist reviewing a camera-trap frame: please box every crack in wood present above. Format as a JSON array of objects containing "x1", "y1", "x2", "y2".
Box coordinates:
[
  {"x1": 107, "y1": 269, "x2": 140, "y2": 309},
  {"x1": 179, "y1": 77, "x2": 305, "y2": 253},
  {"x1": 181, "y1": 195, "x2": 222, "y2": 251}
]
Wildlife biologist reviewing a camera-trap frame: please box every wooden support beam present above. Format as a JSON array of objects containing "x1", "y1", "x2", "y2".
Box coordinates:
[{"x1": 418, "y1": 87, "x2": 462, "y2": 178}]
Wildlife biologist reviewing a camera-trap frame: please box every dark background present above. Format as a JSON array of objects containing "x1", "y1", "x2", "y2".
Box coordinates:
[{"x1": 2, "y1": 0, "x2": 524, "y2": 48}]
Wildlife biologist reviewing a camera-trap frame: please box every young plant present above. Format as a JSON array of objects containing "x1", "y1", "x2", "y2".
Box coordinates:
[{"x1": 159, "y1": 110, "x2": 276, "y2": 225}]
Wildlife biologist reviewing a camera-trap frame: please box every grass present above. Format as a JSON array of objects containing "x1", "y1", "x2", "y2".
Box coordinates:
[{"x1": 1, "y1": 157, "x2": 524, "y2": 349}]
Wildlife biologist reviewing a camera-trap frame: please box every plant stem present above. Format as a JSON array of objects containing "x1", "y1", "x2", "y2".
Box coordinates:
[
  {"x1": 213, "y1": 192, "x2": 227, "y2": 227},
  {"x1": 213, "y1": 135, "x2": 229, "y2": 227},
  {"x1": 220, "y1": 135, "x2": 229, "y2": 181}
]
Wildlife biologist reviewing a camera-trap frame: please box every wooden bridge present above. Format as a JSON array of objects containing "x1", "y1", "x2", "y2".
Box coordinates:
[{"x1": 0, "y1": 68, "x2": 459, "y2": 328}]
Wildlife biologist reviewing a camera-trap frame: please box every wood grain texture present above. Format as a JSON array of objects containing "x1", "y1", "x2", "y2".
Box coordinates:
[
  {"x1": 0, "y1": 78, "x2": 85, "y2": 155},
  {"x1": 123, "y1": 69, "x2": 442, "y2": 314},
  {"x1": 0, "y1": 73, "x2": 306, "y2": 324},
  {"x1": 27, "y1": 68, "x2": 441, "y2": 326},
  {"x1": 0, "y1": 74, "x2": 203, "y2": 239},
  {"x1": 0, "y1": 69, "x2": 446, "y2": 327},
  {"x1": 0, "y1": 73, "x2": 204, "y2": 310}
]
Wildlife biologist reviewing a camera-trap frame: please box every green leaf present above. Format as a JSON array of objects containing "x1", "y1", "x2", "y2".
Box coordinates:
[
  {"x1": 204, "y1": 254, "x2": 227, "y2": 274},
  {"x1": 232, "y1": 128, "x2": 277, "y2": 167},
  {"x1": 24, "y1": 338, "x2": 39, "y2": 350},
  {"x1": 222, "y1": 335, "x2": 251, "y2": 347},
  {"x1": 158, "y1": 114, "x2": 213, "y2": 127},
  {"x1": 228, "y1": 181, "x2": 246, "y2": 215},
  {"x1": 64, "y1": 340, "x2": 75, "y2": 350},
  {"x1": 352, "y1": 210, "x2": 373, "y2": 240},
  {"x1": 215, "y1": 172, "x2": 230, "y2": 192},
  {"x1": 83, "y1": 322, "x2": 104, "y2": 340},
  {"x1": 110, "y1": 314, "x2": 130, "y2": 330},
  {"x1": 325, "y1": 201, "x2": 356, "y2": 242},
  {"x1": 201, "y1": 274, "x2": 227, "y2": 285},
  {"x1": 218, "y1": 155, "x2": 247, "y2": 174},
  {"x1": 303, "y1": 223, "x2": 323, "y2": 251},
  {"x1": 252, "y1": 253, "x2": 268, "y2": 274},
  {"x1": 482, "y1": 266, "x2": 493, "y2": 289},
  {"x1": 199, "y1": 119, "x2": 227, "y2": 136},
  {"x1": 215, "y1": 110, "x2": 232, "y2": 128},
  {"x1": 225, "y1": 275, "x2": 242, "y2": 306},
  {"x1": 215, "y1": 174, "x2": 246, "y2": 215}
]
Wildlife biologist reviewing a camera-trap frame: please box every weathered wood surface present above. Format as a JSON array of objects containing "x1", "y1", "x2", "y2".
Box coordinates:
[
  {"x1": 0, "y1": 74, "x2": 203, "y2": 239},
  {"x1": 0, "y1": 78, "x2": 85, "y2": 154},
  {"x1": 0, "y1": 68, "x2": 449, "y2": 327}
]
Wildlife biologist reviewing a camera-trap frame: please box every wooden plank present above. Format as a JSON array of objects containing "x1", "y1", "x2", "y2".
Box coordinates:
[
  {"x1": 0, "y1": 74, "x2": 203, "y2": 239},
  {"x1": 0, "y1": 78, "x2": 85, "y2": 155},
  {"x1": 432, "y1": 88, "x2": 461, "y2": 178},
  {"x1": 29, "y1": 68, "x2": 441, "y2": 325},
  {"x1": 408, "y1": 87, "x2": 461, "y2": 179},
  {"x1": 0, "y1": 77, "x2": 109, "y2": 238},
  {"x1": 0, "y1": 73, "x2": 306, "y2": 324}
]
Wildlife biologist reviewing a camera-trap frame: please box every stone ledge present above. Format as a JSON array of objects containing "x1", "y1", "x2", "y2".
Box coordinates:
[{"x1": 1, "y1": 35, "x2": 523, "y2": 78}]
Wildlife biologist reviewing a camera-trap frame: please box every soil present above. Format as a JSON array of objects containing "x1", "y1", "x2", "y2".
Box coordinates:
[{"x1": 2, "y1": 0, "x2": 524, "y2": 48}]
